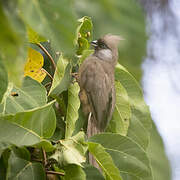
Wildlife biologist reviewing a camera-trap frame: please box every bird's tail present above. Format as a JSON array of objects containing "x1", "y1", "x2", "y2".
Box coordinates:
[{"x1": 87, "y1": 113, "x2": 102, "y2": 171}]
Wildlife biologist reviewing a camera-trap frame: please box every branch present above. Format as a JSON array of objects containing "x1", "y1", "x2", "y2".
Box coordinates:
[
  {"x1": 42, "y1": 68, "x2": 53, "y2": 81},
  {"x1": 42, "y1": 148, "x2": 47, "y2": 166},
  {"x1": 37, "y1": 43, "x2": 56, "y2": 70},
  {"x1": 46, "y1": 170, "x2": 65, "y2": 176}
]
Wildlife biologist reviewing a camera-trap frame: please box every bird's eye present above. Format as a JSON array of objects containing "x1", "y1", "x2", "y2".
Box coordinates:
[{"x1": 99, "y1": 42, "x2": 108, "y2": 49}]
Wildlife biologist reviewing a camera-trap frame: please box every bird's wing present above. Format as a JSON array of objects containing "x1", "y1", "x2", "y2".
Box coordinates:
[{"x1": 81, "y1": 59, "x2": 113, "y2": 131}]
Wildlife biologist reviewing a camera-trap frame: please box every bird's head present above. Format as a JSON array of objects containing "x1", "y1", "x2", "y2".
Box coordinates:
[{"x1": 91, "y1": 34, "x2": 124, "y2": 66}]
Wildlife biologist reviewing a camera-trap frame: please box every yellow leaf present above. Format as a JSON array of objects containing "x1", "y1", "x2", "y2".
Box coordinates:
[{"x1": 24, "y1": 48, "x2": 46, "y2": 82}]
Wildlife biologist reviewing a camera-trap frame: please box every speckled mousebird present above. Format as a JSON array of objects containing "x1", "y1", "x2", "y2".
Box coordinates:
[{"x1": 77, "y1": 34, "x2": 122, "y2": 168}]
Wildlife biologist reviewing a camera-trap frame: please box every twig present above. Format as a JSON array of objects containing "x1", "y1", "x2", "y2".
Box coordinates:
[
  {"x1": 42, "y1": 68, "x2": 53, "y2": 81},
  {"x1": 45, "y1": 82, "x2": 52, "y2": 88},
  {"x1": 31, "y1": 158, "x2": 43, "y2": 163},
  {"x1": 42, "y1": 148, "x2": 47, "y2": 166},
  {"x1": 37, "y1": 43, "x2": 56, "y2": 70},
  {"x1": 46, "y1": 170, "x2": 65, "y2": 176}
]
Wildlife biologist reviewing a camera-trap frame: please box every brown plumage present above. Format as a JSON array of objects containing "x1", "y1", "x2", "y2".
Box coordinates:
[{"x1": 77, "y1": 34, "x2": 122, "y2": 168}]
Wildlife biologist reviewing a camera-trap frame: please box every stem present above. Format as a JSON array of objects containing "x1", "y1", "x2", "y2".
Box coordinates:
[
  {"x1": 46, "y1": 171, "x2": 65, "y2": 176},
  {"x1": 42, "y1": 68, "x2": 53, "y2": 81},
  {"x1": 32, "y1": 158, "x2": 43, "y2": 163},
  {"x1": 45, "y1": 82, "x2": 52, "y2": 88},
  {"x1": 37, "y1": 43, "x2": 56, "y2": 70},
  {"x1": 42, "y1": 148, "x2": 47, "y2": 166}
]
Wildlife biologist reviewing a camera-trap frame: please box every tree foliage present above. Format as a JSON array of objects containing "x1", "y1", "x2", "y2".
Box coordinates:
[{"x1": 0, "y1": 1, "x2": 171, "y2": 180}]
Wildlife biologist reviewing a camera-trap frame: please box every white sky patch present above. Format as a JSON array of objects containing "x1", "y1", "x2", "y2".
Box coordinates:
[{"x1": 142, "y1": 0, "x2": 180, "y2": 179}]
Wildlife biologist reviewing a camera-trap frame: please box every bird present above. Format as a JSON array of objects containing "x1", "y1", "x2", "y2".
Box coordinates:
[{"x1": 77, "y1": 34, "x2": 122, "y2": 168}]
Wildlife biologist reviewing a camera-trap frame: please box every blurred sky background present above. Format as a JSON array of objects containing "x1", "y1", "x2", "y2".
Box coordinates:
[{"x1": 142, "y1": 0, "x2": 180, "y2": 179}]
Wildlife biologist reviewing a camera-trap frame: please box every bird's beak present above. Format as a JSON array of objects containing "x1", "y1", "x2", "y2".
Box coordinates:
[{"x1": 91, "y1": 40, "x2": 98, "y2": 47}]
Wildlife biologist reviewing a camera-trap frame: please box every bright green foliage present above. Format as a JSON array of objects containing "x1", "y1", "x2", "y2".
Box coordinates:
[
  {"x1": 88, "y1": 142, "x2": 122, "y2": 180},
  {"x1": 76, "y1": 16, "x2": 93, "y2": 55},
  {"x1": 65, "y1": 82, "x2": 80, "y2": 138},
  {"x1": 107, "y1": 81, "x2": 131, "y2": 135},
  {"x1": 0, "y1": 1, "x2": 171, "y2": 180},
  {"x1": 49, "y1": 55, "x2": 69, "y2": 95},
  {"x1": 49, "y1": 63, "x2": 72, "y2": 97}
]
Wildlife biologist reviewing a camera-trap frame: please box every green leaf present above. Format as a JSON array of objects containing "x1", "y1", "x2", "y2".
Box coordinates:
[
  {"x1": 127, "y1": 107, "x2": 150, "y2": 150},
  {"x1": 89, "y1": 133, "x2": 153, "y2": 180},
  {"x1": 0, "y1": 59, "x2": 8, "y2": 103},
  {"x1": 49, "y1": 55, "x2": 69, "y2": 95},
  {"x1": 88, "y1": 142, "x2": 122, "y2": 180},
  {"x1": 0, "y1": 142, "x2": 11, "y2": 157},
  {"x1": 0, "y1": 77, "x2": 47, "y2": 115},
  {"x1": 0, "y1": 4, "x2": 21, "y2": 60},
  {"x1": 11, "y1": 146, "x2": 30, "y2": 161},
  {"x1": 107, "y1": 81, "x2": 131, "y2": 135},
  {"x1": 7, "y1": 151, "x2": 45, "y2": 180},
  {"x1": 51, "y1": 132, "x2": 87, "y2": 167},
  {"x1": 76, "y1": 37, "x2": 90, "y2": 55},
  {"x1": 65, "y1": 82, "x2": 80, "y2": 138},
  {"x1": 62, "y1": 164, "x2": 86, "y2": 180},
  {"x1": 0, "y1": 149, "x2": 10, "y2": 179},
  {"x1": 50, "y1": 63, "x2": 72, "y2": 97},
  {"x1": 19, "y1": 0, "x2": 77, "y2": 55},
  {"x1": 73, "y1": 108, "x2": 86, "y2": 136},
  {"x1": 146, "y1": 122, "x2": 172, "y2": 180},
  {"x1": 27, "y1": 26, "x2": 47, "y2": 43},
  {"x1": 0, "y1": 101, "x2": 56, "y2": 151},
  {"x1": 77, "y1": 16, "x2": 93, "y2": 41},
  {"x1": 115, "y1": 64, "x2": 152, "y2": 150},
  {"x1": 76, "y1": 16, "x2": 93, "y2": 55},
  {"x1": 84, "y1": 165, "x2": 104, "y2": 180}
]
